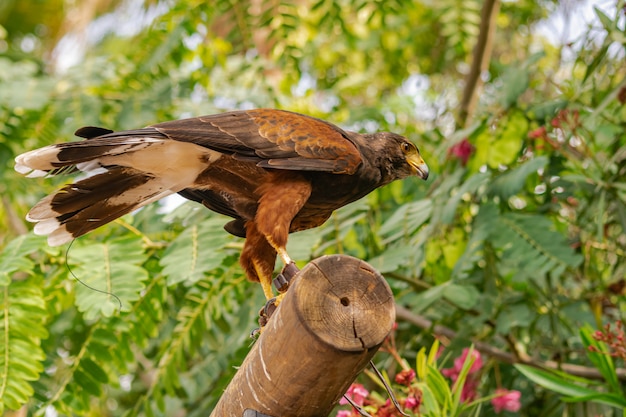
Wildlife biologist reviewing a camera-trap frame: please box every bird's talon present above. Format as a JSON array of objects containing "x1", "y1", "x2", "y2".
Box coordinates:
[
  {"x1": 282, "y1": 262, "x2": 299, "y2": 282},
  {"x1": 250, "y1": 327, "x2": 262, "y2": 339},
  {"x1": 273, "y1": 273, "x2": 289, "y2": 293},
  {"x1": 263, "y1": 297, "x2": 278, "y2": 319}
]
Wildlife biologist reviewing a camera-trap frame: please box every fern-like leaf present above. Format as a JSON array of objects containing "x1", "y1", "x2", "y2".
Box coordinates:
[
  {"x1": 68, "y1": 236, "x2": 149, "y2": 320},
  {"x1": 493, "y1": 213, "x2": 583, "y2": 283},
  {"x1": 161, "y1": 217, "x2": 232, "y2": 286},
  {"x1": 0, "y1": 234, "x2": 46, "y2": 286},
  {"x1": 488, "y1": 156, "x2": 549, "y2": 199},
  {"x1": 435, "y1": 0, "x2": 481, "y2": 57},
  {"x1": 379, "y1": 198, "x2": 433, "y2": 244},
  {"x1": 0, "y1": 281, "x2": 47, "y2": 414},
  {"x1": 452, "y1": 202, "x2": 499, "y2": 279}
]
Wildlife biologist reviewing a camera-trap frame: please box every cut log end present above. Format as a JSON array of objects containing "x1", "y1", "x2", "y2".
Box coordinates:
[
  {"x1": 210, "y1": 254, "x2": 395, "y2": 417},
  {"x1": 294, "y1": 255, "x2": 395, "y2": 351}
]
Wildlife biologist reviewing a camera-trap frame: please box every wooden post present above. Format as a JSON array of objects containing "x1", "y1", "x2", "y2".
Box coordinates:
[{"x1": 211, "y1": 255, "x2": 395, "y2": 417}]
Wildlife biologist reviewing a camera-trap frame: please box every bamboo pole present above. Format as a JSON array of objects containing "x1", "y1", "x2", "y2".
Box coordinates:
[{"x1": 211, "y1": 255, "x2": 395, "y2": 417}]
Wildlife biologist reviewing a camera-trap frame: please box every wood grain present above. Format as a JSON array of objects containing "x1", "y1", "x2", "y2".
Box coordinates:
[{"x1": 210, "y1": 255, "x2": 395, "y2": 417}]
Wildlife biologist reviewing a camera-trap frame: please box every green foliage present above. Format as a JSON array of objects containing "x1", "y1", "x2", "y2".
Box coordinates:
[
  {"x1": 493, "y1": 212, "x2": 583, "y2": 283},
  {"x1": 161, "y1": 217, "x2": 233, "y2": 285},
  {"x1": 69, "y1": 237, "x2": 150, "y2": 319},
  {"x1": 1, "y1": 0, "x2": 625, "y2": 415},
  {"x1": 515, "y1": 325, "x2": 626, "y2": 412},
  {"x1": 0, "y1": 234, "x2": 48, "y2": 414}
]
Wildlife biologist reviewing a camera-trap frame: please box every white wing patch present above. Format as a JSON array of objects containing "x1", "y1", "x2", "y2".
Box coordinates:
[{"x1": 16, "y1": 136, "x2": 225, "y2": 245}]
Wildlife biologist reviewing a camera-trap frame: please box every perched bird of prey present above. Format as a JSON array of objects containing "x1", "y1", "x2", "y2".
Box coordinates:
[{"x1": 15, "y1": 109, "x2": 429, "y2": 305}]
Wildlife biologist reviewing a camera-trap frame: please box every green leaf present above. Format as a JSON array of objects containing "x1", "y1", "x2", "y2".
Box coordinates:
[
  {"x1": 441, "y1": 172, "x2": 491, "y2": 224},
  {"x1": 594, "y1": 6, "x2": 615, "y2": 31},
  {"x1": 443, "y1": 284, "x2": 480, "y2": 309},
  {"x1": 471, "y1": 111, "x2": 528, "y2": 169},
  {"x1": 527, "y1": 99, "x2": 568, "y2": 121},
  {"x1": 70, "y1": 237, "x2": 149, "y2": 320},
  {"x1": 491, "y1": 213, "x2": 583, "y2": 283},
  {"x1": 0, "y1": 281, "x2": 47, "y2": 412},
  {"x1": 0, "y1": 234, "x2": 46, "y2": 286},
  {"x1": 426, "y1": 363, "x2": 453, "y2": 410},
  {"x1": 488, "y1": 156, "x2": 549, "y2": 199},
  {"x1": 161, "y1": 217, "x2": 232, "y2": 285},
  {"x1": 451, "y1": 346, "x2": 478, "y2": 414},
  {"x1": 580, "y1": 326, "x2": 621, "y2": 394},
  {"x1": 367, "y1": 243, "x2": 414, "y2": 273},
  {"x1": 496, "y1": 304, "x2": 532, "y2": 333},
  {"x1": 583, "y1": 44, "x2": 609, "y2": 83},
  {"x1": 408, "y1": 284, "x2": 446, "y2": 313},
  {"x1": 80, "y1": 357, "x2": 109, "y2": 385},
  {"x1": 379, "y1": 199, "x2": 433, "y2": 242},
  {"x1": 73, "y1": 368, "x2": 102, "y2": 396},
  {"x1": 561, "y1": 392, "x2": 626, "y2": 408},
  {"x1": 500, "y1": 66, "x2": 530, "y2": 108},
  {"x1": 452, "y1": 202, "x2": 498, "y2": 279},
  {"x1": 515, "y1": 365, "x2": 626, "y2": 409}
]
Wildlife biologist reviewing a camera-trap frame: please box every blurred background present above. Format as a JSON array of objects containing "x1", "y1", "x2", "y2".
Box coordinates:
[{"x1": 0, "y1": 1, "x2": 625, "y2": 416}]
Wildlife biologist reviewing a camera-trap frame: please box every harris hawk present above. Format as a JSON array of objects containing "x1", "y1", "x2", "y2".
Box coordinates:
[{"x1": 15, "y1": 109, "x2": 429, "y2": 307}]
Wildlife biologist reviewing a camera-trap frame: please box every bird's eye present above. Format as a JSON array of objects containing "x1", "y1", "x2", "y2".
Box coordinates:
[{"x1": 401, "y1": 142, "x2": 412, "y2": 153}]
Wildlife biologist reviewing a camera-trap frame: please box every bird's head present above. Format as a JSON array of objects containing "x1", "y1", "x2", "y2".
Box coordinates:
[{"x1": 365, "y1": 132, "x2": 429, "y2": 181}]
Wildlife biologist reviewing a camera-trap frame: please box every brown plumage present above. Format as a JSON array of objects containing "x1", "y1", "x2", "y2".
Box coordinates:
[{"x1": 15, "y1": 109, "x2": 429, "y2": 301}]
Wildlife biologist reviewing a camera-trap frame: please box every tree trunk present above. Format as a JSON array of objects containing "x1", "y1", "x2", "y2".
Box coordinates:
[
  {"x1": 211, "y1": 255, "x2": 395, "y2": 417},
  {"x1": 457, "y1": 0, "x2": 501, "y2": 127}
]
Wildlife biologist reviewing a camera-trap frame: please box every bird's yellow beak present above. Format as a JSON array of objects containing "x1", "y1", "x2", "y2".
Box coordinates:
[{"x1": 407, "y1": 153, "x2": 429, "y2": 180}]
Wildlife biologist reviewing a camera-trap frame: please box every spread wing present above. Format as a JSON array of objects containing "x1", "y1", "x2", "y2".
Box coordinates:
[{"x1": 151, "y1": 109, "x2": 363, "y2": 175}]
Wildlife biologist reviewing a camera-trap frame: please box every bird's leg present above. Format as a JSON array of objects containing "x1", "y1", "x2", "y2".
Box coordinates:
[
  {"x1": 276, "y1": 247, "x2": 300, "y2": 282},
  {"x1": 252, "y1": 260, "x2": 275, "y2": 301},
  {"x1": 241, "y1": 226, "x2": 277, "y2": 298},
  {"x1": 240, "y1": 222, "x2": 281, "y2": 330},
  {"x1": 255, "y1": 173, "x2": 311, "y2": 299},
  {"x1": 270, "y1": 246, "x2": 301, "y2": 302}
]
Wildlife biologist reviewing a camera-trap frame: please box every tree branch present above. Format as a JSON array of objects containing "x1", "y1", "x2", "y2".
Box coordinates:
[
  {"x1": 457, "y1": 0, "x2": 501, "y2": 127},
  {"x1": 395, "y1": 305, "x2": 626, "y2": 381}
]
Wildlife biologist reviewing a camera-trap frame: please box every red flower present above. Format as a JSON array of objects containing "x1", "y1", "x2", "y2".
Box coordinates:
[
  {"x1": 374, "y1": 399, "x2": 395, "y2": 417},
  {"x1": 550, "y1": 109, "x2": 580, "y2": 129},
  {"x1": 448, "y1": 138, "x2": 474, "y2": 166},
  {"x1": 527, "y1": 126, "x2": 547, "y2": 139},
  {"x1": 394, "y1": 369, "x2": 416, "y2": 386},
  {"x1": 491, "y1": 389, "x2": 522, "y2": 413}
]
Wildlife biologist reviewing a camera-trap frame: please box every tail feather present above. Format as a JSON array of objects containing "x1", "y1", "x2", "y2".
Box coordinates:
[
  {"x1": 16, "y1": 129, "x2": 220, "y2": 245},
  {"x1": 14, "y1": 136, "x2": 162, "y2": 177},
  {"x1": 27, "y1": 167, "x2": 172, "y2": 246},
  {"x1": 27, "y1": 168, "x2": 152, "y2": 220}
]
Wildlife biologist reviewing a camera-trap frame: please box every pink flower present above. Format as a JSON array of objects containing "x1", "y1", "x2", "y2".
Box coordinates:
[
  {"x1": 456, "y1": 348, "x2": 483, "y2": 374},
  {"x1": 460, "y1": 377, "x2": 479, "y2": 402},
  {"x1": 491, "y1": 389, "x2": 522, "y2": 413},
  {"x1": 441, "y1": 348, "x2": 483, "y2": 403},
  {"x1": 404, "y1": 394, "x2": 421, "y2": 410},
  {"x1": 339, "y1": 383, "x2": 369, "y2": 406},
  {"x1": 336, "y1": 410, "x2": 354, "y2": 417},
  {"x1": 442, "y1": 348, "x2": 483, "y2": 381},
  {"x1": 394, "y1": 368, "x2": 416, "y2": 386},
  {"x1": 448, "y1": 138, "x2": 475, "y2": 166}
]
